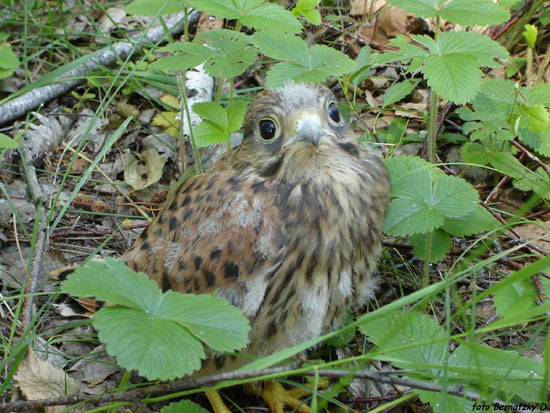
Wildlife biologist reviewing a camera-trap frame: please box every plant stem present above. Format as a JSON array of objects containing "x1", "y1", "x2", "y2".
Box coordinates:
[
  {"x1": 427, "y1": 90, "x2": 439, "y2": 164},
  {"x1": 177, "y1": 72, "x2": 203, "y2": 174},
  {"x1": 526, "y1": 45, "x2": 533, "y2": 87},
  {"x1": 423, "y1": 231, "x2": 432, "y2": 288}
]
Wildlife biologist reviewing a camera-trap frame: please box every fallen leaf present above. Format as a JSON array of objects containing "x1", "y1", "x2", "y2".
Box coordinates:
[
  {"x1": 124, "y1": 148, "x2": 165, "y2": 190},
  {"x1": 14, "y1": 350, "x2": 83, "y2": 412}
]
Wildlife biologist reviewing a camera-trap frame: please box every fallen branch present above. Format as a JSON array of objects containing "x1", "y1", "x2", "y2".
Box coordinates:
[
  {"x1": 0, "y1": 365, "x2": 496, "y2": 411},
  {"x1": 0, "y1": 10, "x2": 200, "y2": 126}
]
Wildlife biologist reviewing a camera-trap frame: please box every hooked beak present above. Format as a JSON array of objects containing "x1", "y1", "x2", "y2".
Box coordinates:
[{"x1": 296, "y1": 114, "x2": 323, "y2": 148}]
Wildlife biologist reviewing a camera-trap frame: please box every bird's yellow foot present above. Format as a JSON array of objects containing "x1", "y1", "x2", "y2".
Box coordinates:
[
  {"x1": 244, "y1": 379, "x2": 327, "y2": 413},
  {"x1": 205, "y1": 390, "x2": 232, "y2": 413}
]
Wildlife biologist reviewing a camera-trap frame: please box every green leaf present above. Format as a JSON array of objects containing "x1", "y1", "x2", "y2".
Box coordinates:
[
  {"x1": 186, "y1": 0, "x2": 302, "y2": 32},
  {"x1": 151, "y1": 30, "x2": 257, "y2": 78},
  {"x1": 442, "y1": 204, "x2": 501, "y2": 236},
  {"x1": 409, "y1": 229, "x2": 451, "y2": 263},
  {"x1": 193, "y1": 100, "x2": 249, "y2": 147},
  {"x1": 126, "y1": 0, "x2": 186, "y2": 16},
  {"x1": 62, "y1": 258, "x2": 250, "y2": 380},
  {"x1": 252, "y1": 31, "x2": 356, "y2": 87},
  {"x1": 460, "y1": 142, "x2": 489, "y2": 166},
  {"x1": 523, "y1": 24, "x2": 537, "y2": 49},
  {"x1": 383, "y1": 79, "x2": 420, "y2": 106},
  {"x1": 196, "y1": 30, "x2": 257, "y2": 78},
  {"x1": 360, "y1": 311, "x2": 448, "y2": 373},
  {"x1": 494, "y1": 272, "x2": 550, "y2": 319},
  {"x1": 521, "y1": 104, "x2": 550, "y2": 132},
  {"x1": 389, "y1": 0, "x2": 509, "y2": 25},
  {"x1": 422, "y1": 52, "x2": 479, "y2": 105},
  {"x1": 0, "y1": 133, "x2": 18, "y2": 149},
  {"x1": 161, "y1": 400, "x2": 210, "y2": 413},
  {"x1": 0, "y1": 44, "x2": 19, "y2": 75},
  {"x1": 383, "y1": 156, "x2": 479, "y2": 235},
  {"x1": 291, "y1": 0, "x2": 321, "y2": 25},
  {"x1": 351, "y1": 46, "x2": 372, "y2": 86}
]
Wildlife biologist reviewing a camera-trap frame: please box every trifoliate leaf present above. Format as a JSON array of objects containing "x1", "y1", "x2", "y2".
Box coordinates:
[
  {"x1": 523, "y1": 24, "x2": 537, "y2": 49},
  {"x1": 291, "y1": 0, "x2": 321, "y2": 25},
  {"x1": 409, "y1": 229, "x2": 451, "y2": 263},
  {"x1": 252, "y1": 31, "x2": 356, "y2": 87},
  {"x1": 161, "y1": 400, "x2": 209, "y2": 413},
  {"x1": 151, "y1": 30, "x2": 257, "y2": 78},
  {"x1": 383, "y1": 79, "x2": 420, "y2": 106},
  {"x1": 383, "y1": 156, "x2": 479, "y2": 235},
  {"x1": 186, "y1": 0, "x2": 302, "y2": 33},
  {"x1": 193, "y1": 100, "x2": 249, "y2": 147},
  {"x1": 0, "y1": 133, "x2": 18, "y2": 148},
  {"x1": 389, "y1": 0, "x2": 509, "y2": 25},
  {"x1": 124, "y1": 148, "x2": 165, "y2": 190},
  {"x1": 196, "y1": 30, "x2": 258, "y2": 78},
  {"x1": 61, "y1": 258, "x2": 250, "y2": 380},
  {"x1": 126, "y1": 0, "x2": 185, "y2": 16},
  {"x1": 442, "y1": 204, "x2": 500, "y2": 236}
]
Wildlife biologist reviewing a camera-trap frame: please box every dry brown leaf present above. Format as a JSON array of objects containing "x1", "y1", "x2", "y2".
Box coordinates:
[
  {"x1": 196, "y1": 12, "x2": 224, "y2": 34},
  {"x1": 14, "y1": 350, "x2": 83, "y2": 412},
  {"x1": 515, "y1": 222, "x2": 550, "y2": 252},
  {"x1": 378, "y1": 6, "x2": 407, "y2": 36},
  {"x1": 124, "y1": 148, "x2": 165, "y2": 190}
]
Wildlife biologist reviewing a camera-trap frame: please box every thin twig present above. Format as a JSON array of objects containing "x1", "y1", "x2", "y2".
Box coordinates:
[
  {"x1": 22, "y1": 206, "x2": 47, "y2": 330},
  {"x1": 510, "y1": 140, "x2": 550, "y2": 179},
  {"x1": 0, "y1": 366, "x2": 501, "y2": 412}
]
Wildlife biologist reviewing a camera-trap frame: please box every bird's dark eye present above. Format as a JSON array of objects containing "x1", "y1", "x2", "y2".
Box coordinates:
[
  {"x1": 258, "y1": 118, "x2": 278, "y2": 141},
  {"x1": 327, "y1": 102, "x2": 341, "y2": 124}
]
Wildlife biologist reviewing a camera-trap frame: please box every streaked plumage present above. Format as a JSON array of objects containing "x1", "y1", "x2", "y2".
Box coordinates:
[{"x1": 124, "y1": 83, "x2": 390, "y2": 374}]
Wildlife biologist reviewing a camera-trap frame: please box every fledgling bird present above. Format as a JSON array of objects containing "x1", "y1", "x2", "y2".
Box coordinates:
[{"x1": 123, "y1": 83, "x2": 391, "y2": 412}]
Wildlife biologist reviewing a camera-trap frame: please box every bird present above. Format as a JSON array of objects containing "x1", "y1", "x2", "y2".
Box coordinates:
[{"x1": 123, "y1": 83, "x2": 391, "y2": 412}]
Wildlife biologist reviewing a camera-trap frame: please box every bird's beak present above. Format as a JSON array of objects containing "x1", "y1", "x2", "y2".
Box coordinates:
[{"x1": 296, "y1": 113, "x2": 324, "y2": 148}]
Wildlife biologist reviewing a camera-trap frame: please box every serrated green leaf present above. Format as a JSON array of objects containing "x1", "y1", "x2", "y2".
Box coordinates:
[
  {"x1": 61, "y1": 259, "x2": 163, "y2": 310},
  {"x1": 434, "y1": 31, "x2": 509, "y2": 69},
  {"x1": 524, "y1": 82, "x2": 550, "y2": 106},
  {"x1": 521, "y1": 104, "x2": 550, "y2": 132},
  {"x1": 512, "y1": 167, "x2": 550, "y2": 199},
  {"x1": 409, "y1": 229, "x2": 451, "y2": 263},
  {"x1": 439, "y1": 0, "x2": 509, "y2": 25},
  {"x1": 193, "y1": 102, "x2": 228, "y2": 129},
  {"x1": 0, "y1": 133, "x2": 18, "y2": 148},
  {"x1": 292, "y1": 0, "x2": 321, "y2": 25},
  {"x1": 226, "y1": 100, "x2": 249, "y2": 132},
  {"x1": 0, "y1": 44, "x2": 19, "y2": 69},
  {"x1": 186, "y1": 0, "x2": 302, "y2": 32},
  {"x1": 126, "y1": 0, "x2": 185, "y2": 16},
  {"x1": 389, "y1": 0, "x2": 509, "y2": 25},
  {"x1": 523, "y1": 24, "x2": 537, "y2": 49},
  {"x1": 360, "y1": 311, "x2": 448, "y2": 373},
  {"x1": 193, "y1": 100, "x2": 249, "y2": 148},
  {"x1": 442, "y1": 204, "x2": 500, "y2": 236},
  {"x1": 487, "y1": 151, "x2": 526, "y2": 179},
  {"x1": 383, "y1": 156, "x2": 479, "y2": 235},
  {"x1": 383, "y1": 79, "x2": 420, "y2": 106},
  {"x1": 423, "y1": 53, "x2": 481, "y2": 104},
  {"x1": 253, "y1": 32, "x2": 356, "y2": 87},
  {"x1": 194, "y1": 121, "x2": 229, "y2": 147},
  {"x1": 61, "y1": 258, "x2": 250, "y2": 380},
  {"x1": 95, "y1": 307, "x2": 204, "y2": 379},
  {"x1": 161, "y1": 400, "x2": 210, "y2": 413}
]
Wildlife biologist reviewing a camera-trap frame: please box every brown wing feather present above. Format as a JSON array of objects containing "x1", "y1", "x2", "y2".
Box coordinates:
[{"x1": 123, "y1": 156, "x2": 284, "y2": 307}]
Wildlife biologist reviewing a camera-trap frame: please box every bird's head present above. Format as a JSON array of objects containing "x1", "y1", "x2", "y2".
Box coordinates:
[{"x1": 236, "y1": 83, "x2": 359, "y2": 183}]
